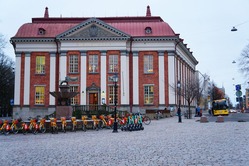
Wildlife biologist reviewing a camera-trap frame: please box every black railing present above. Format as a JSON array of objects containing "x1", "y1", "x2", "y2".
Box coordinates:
[{"x1": 72, "y1": 105, "x2": 115, "y2": 119}]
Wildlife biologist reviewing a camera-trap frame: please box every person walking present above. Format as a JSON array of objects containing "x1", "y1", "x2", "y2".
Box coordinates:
[{"x1": 197, "y1": 106, "x2": 201, "y2": 117}]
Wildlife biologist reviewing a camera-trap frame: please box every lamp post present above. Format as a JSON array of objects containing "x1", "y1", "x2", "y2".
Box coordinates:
[
  {"x1": 177, "y1": 80, "x2": 182, "y2": 123},
  {"x1": 112, "y1": 73, "x2": 118, "y2": 133}
]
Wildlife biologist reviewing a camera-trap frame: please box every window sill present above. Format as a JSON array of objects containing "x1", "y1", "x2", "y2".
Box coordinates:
[
  {"x1": 35, "y1": 73, "x2": 46, "y2": 76},
  {"x1": 68, "y1": 72, "x2": 79, "y2": 75},
  {"x1": 144, "y1": 72, "x2": 154, "y2": 75},
  {"x1": 144, "y1": 103, "x2": 154, "y2": 105}
]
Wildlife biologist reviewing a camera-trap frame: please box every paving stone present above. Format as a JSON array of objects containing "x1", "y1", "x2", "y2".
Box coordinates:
[{"x1": 0, "y1": 116, "x2": 249, "y2": 165}]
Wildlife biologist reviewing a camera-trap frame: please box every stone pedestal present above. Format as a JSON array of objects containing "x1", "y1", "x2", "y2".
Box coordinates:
[
  {"x1": 56, "y1": 106, "x2": 73, "y2": 119},
  {"x1": 216, "y1": 115, "x2": 224, "y2": 123},
  {"x1": 200, "y1": 116, "x2": 208, "y2": 123}
]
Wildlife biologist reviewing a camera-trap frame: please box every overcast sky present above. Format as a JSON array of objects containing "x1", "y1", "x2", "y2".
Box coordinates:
[{"x1": 1, "y1": 0, "x2": 249, "y2": 105}]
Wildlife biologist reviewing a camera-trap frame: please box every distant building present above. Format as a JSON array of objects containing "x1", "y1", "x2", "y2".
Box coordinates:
[
  {"x1": 10, "y1": 6, "x2": 198, "y2": 119},
  {"x1": 245, "y1": 89, "x2": 249, "y2": 110}
]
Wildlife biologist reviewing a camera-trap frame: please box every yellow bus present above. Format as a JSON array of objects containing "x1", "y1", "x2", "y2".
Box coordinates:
[{"x1": 212, "y1": 99, "x2": 229, "y2": 116}]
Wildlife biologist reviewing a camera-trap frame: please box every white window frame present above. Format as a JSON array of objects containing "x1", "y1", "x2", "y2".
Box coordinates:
[
  {"x1": 36, "y1": 56, "x2": 45, "y2": 74},
  {"x1": 144, "y1": 84, "x2": 154, "y2": 104},
  {"x1": 89, "y1": 55, "x2": 98, "y2": 73},
  {"x1": 144, "y1": 55, "x2": 153, "y2": 73},
  {"x1": 69, "y1": 55, "x2": 79, "y2": 73},
  {"x1": 35, "y1": 86, "x2": 45, "y2": 105},
  {"x1": 109, "y1": 55, "x2": 118, "y2": 73},
  {"x1": 109, "y1": 85, "x2": 115, "y2": 105},
  {"x1": 70, "y1": 85, "x2": 79, "y2": 105}
]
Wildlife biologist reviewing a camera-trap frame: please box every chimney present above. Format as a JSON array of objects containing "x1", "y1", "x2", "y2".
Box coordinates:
[
  {"x1": 146, "y1": 5, "x2": 151, "y2": 17},
  {"x1": 44, "y1": 7, "x2": 49, "y2": 18}
]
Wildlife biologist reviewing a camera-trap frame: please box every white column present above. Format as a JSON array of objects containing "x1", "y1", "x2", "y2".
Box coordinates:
[
  {"x1": 133, "y1": 52, "x2": 139, "y2": 105},
  {"x1": 80, "y1": 51, "x2": 87, "y2": 105},
  {"x1": 158, "y1": 51, "x2": 165, "y2": 105},
  {"x1": 100, "y1": 51, "x2": 106, "y2": 104},
  {"x1": 60, "y1": 52, "x2": 67, "y2": 83},
  {"x1": 49, "y1": 53, "x2": 56, "y2": 105},
  {"x1": 168, "y1": 52, "x2": 176, "y2": 104},
  {"x1": 23, "y1": 53, "x2": 30, "y2": 105},
  {"x1": 120, "y1": 51, "x2": 129, "y2": 105},
  {"x1": 14, "y1": 54, "x2": 21, "y2": 105}
]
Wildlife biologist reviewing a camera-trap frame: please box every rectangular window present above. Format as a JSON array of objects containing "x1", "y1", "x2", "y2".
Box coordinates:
[
  {"x1": 70, "y1": 86, "x2": 79, "y2": 105},
  {"x1": 36, "y1": 56, "x2": 45, "y2": 74},
  {"x1": 144, "y1": 85, "x2": 154, "y2": 104},
  {"x1": 35, "y1": 86, "x2": 45, "y2": 105},
  {"x1": 89, "y1": 55, "x2": 98, "y2": 73},
  {"x1": 109, "y1": 86, "x2": 115, "y2": 105},
  {"x1": 144, "y1": 55, "x2": 153, "y2": 73},
  {"x1": 69, "y1": 55, "x2": 79, "y2": 73},
  {"x1": 109, "y1": 55, "x2": 118, "y2": 73}
]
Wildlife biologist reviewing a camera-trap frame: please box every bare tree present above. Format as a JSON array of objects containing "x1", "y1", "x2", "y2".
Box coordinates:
[
  {"x1": 0, "y1": 34, "x2": 7, "y2": 52},
  {"x1": 238, "y1": 43, "x2": 249, "y2": 80},
  {"x1": 171, "y1": 77, "x2": 202, "y2": 119},
  {"x1": 182, "y1": 79, "x2": 203, "y2": 119},
  {"x1": 0, "y1": 34, "x2": 15, "y2": 117}
]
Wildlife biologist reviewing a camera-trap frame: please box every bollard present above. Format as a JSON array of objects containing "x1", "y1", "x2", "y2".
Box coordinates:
[
  {"x1": 216, "y1": 115, "x2": 224, "y2": 123},
  {"x1": 200, "y1": 116, "x2": 208, "y2": 123}
]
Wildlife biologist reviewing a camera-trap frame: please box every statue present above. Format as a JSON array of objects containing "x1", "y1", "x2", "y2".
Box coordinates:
[{"x1": 50, "y1": 78, "x2": 79, "y2": 118}]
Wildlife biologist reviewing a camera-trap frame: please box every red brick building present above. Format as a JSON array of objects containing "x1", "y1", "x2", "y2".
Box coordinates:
[{"x1": 10, "y1": 6, "x2": 198, "y2": 119}]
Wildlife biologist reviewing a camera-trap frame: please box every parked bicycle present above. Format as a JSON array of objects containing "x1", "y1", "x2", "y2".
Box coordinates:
[
  {"x1": 117, "y1": 115, "x2": 128, "y2": 128},
  {"x1": 0, "y1": 119, "x2": 10, "y2": 135},
  {"x1": 10, "y1": 119, "x2": 19, "y2": 134},
  {"x1": 81, "y1": 115, "x2": 88, "y2": 132},
  {"x1": 29, "y1": 117, "x2": 39, "y2": 135},
  {"x1": 99, "y1": 115, "x2": 113, "y2": 129},
  {"x1": 92, "y1": 115, "x2": 99, "y2": 131},
  {"x1": 38, "y1": 117, "x2": 46, "y2": 133},
  {"x1": 71, "y1": 117, "x2": 77, "y2": 132},
  {"x1": 137, "y1": 112, "x2": 151, "y2": 125},
  {"x1": 50, "y1": 118, "x2": 58, "y2": 134},
  {"x1": 61, "y1": 117, "x2": 67, "y2": 133},
  {"x1": 20, "y1": 119, "x2": 28, "y2": 135}
]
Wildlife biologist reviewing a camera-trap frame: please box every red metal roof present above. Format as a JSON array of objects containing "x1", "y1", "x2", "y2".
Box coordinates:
[
  {"x1": 13, "y1": 6, "x2": 176, "y2": 38},
  {"x1": 14, "y1": 20, "x2": 175, "y2": 38}
]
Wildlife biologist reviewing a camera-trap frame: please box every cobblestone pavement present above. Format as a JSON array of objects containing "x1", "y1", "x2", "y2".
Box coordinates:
[{"x1": 1, "y1": 116, "x2": 249, "y2": 166}]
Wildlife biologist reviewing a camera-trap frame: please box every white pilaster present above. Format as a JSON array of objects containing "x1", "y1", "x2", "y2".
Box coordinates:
[
  {"x1": 101, "y1": 51, "x2": 106, "y2": 104},
  {"x1": 23, "y1": 53, "x2": 30, "y2": 105},
  {"x1": 14, "y1": 54, "x2": 21, "y2": 105},
  {"x1": 133, "y1": 52, "x2": 139, "y2": 104},
  {"x1": 60, "y1": 52, "x2": 67, "y2": 83},
  {"x1": 80, "y1": 51, "x2": 87, "y2": 105},
  {"x1": 120, "y1": 51, "x2": 129, "y2": 104},
  {"x1": 49, "y1": 53, "x2": 56, "y2": 105},
  {"x1": 158, "y1": 52, "x2": 165, "y2": 105},
  {"x1": 168, "y1": 52, "x2": 176, "y2": 104}
]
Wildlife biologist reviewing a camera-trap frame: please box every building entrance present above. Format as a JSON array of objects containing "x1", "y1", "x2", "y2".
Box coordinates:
[{"x1": 89, "y1": 93, "x2": 98, "y2": 105}]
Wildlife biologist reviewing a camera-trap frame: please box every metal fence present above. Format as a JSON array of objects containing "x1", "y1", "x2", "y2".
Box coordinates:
[{"x1": 72, "y1": 105, "x2": 115, "y2": 118}]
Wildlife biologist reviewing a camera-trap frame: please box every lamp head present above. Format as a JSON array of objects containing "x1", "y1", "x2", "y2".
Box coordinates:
[
  {"x1": 112, "y1": 74, "x2": 118, "y2": 83},
  {"x1": 231, "y1": 27, "x2": 237, "y2": 32},
  {"x1": 177, "y1": 80, "x2": 181, "y2": 88}
]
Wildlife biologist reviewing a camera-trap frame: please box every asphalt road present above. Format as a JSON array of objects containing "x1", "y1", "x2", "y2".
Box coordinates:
[{"x1": 204, "y1": 112, "x2": 249, "y2": 122}]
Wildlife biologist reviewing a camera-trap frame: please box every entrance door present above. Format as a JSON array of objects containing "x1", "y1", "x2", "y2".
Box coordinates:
[
  {"x1": 89, "y1": 93, "x2": 98, "y2": 105},
  {"x1": 89, "y1": 93, "x2": 98, "y2": 111}
]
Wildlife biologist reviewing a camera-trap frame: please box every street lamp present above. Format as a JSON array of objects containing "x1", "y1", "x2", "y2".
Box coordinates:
[
  {"x1": 112, "y1": 73, "x2": 118, "y2": 133},
  {"x1": 177, "y1": 80, "x2": 182, "y2": 123},
  {"x1": 231, "y1": 27, "x2": 237, "y2": 32}
]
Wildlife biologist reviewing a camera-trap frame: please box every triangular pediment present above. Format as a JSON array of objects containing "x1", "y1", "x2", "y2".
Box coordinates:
[{"x1": 56, "y1": 18, "x2": 130, "y2": 40}]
